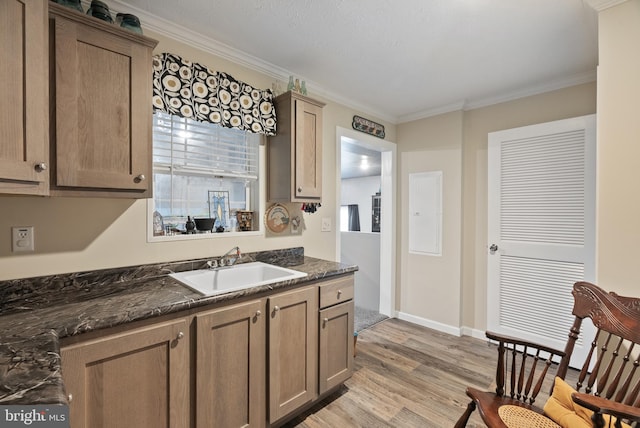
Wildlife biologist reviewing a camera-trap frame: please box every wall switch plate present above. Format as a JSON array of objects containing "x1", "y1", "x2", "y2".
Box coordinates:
[
  {"x1": 12, "y1": 226, "x2": 34, "y2": 252},
  {"x1": 321, "y1": 217, "x2": 332, "y2": 232}
]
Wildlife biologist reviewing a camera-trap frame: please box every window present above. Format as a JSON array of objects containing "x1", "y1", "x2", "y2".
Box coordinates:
[{"x1": 150, "y1": 111, "x2": 260, "y2": 237}]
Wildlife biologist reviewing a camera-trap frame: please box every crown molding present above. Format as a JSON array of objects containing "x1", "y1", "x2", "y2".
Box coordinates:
[
  {"x1": 397, "y1": 69, "x2": 596, "y2": 124},
  {"x1": 464, "y1": 69, "x2": 597, "y2": 111},
  {"x1": 584, "y1": 0, "x2": 628, "y2": 11}
]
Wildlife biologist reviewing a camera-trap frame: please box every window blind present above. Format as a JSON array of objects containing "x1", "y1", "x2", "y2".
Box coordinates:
[{"x1": 152, "y1": 111, "x2": 259, "y2": 179}]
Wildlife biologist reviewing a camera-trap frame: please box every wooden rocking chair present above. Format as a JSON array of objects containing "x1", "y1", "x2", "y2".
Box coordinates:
[{"x1": 455, "y1": 282, "x2": 640, "y2": 428}]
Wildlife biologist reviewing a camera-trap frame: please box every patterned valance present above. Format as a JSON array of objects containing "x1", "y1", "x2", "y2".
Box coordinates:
[{"x1": 152, "y1": 53, "x2": 276, "y2": 136}]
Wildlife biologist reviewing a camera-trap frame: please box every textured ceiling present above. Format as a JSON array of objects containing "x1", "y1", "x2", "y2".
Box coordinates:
[{"x1": 114, "y1": 0, "x2": 598, "y2": 124}]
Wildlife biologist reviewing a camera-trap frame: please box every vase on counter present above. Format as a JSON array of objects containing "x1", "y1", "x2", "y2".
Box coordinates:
[{"x1": 185, "y1": 216, "x2": 196, "y2": 234}]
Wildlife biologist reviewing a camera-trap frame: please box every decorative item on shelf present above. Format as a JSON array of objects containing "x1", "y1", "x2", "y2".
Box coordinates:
[
  {"x1": 208, "y1": 190, "x2": 230, "y2": 231},
  {"x1": 301, "y1": 202, "x2": 321, "y2": 214},
  {"x1": 236, "y1": 210, "x2": 254, "y2": 231},
  {"x1": 194, "y1": 217, "x2": 215, "y2": 233},
  {"x1": 152, "y1": 211, "x2": 164, "y2": 236},
  {"x1": 352, "y1": 115, "x2": 385, "y2": 139},
  {"x1": 272, "y1": 81, "x2": 284, "y2": 97},
  {"x1": 265, "y1": 204, "x2": 290, "y2": 234},
  {"x1": 285, "y1": 76, "x2": 308, "y2": 95},
  {"x1": 116, "y1": 13, "x2": 143, "y2": 34},
  {"x1": 86, "y1": 0, "x2": 113, "y2": 23},
  {"x1": 185, "y1": 216, "x2": 196, "y2": 234},
  {"x1": 54, "y1": 0, "x2": 83, "y2": 12}
]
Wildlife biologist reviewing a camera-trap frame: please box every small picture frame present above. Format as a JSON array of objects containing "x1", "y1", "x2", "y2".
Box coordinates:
[{"x1": 209, "y1": 190, "x2": 230, "y2": 230}]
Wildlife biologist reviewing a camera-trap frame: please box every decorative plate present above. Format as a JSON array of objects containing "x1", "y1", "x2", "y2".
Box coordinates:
[{"x1": 264, "y1": 204, "x2": 290, "y2": 233}]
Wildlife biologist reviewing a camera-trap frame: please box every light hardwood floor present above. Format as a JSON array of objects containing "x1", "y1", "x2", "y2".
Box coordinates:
[{"x1": 285, "y1": 318, "x2": 561, "y2": 428}]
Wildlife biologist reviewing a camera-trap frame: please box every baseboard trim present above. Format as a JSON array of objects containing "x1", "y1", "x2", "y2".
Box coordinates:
[
  {"x1": 461, "y1": 326, "x2": 486, "y2": 340},
  {"x1": 397, "y1": 312, "x2": 462, "y2": 337}
]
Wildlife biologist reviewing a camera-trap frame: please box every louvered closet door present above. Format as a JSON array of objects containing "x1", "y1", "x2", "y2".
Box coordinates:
[{"x1": 487, "y1": 114, "x2": 596, "y2": 368}]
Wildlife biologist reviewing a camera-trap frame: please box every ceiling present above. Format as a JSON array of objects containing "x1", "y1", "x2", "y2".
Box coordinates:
[{"x1": 114, "y1": 0, "x2": 598, "y2": 124}]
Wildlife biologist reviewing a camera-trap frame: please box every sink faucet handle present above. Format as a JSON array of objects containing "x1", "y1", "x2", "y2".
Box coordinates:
[{"x1": 207, "y1": 260, "x2": 218, "y2": 269}]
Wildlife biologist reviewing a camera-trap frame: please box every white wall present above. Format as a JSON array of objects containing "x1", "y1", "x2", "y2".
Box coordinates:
[
  {"x1": 340, "y1": 232, "x2": 380, "y2": 312},
  {"x1": 341, "y1": 176, "x2": 381, "y2": 233},
  {"x1": 340, "y1": 176, "x2": 382, "y2": 312}
]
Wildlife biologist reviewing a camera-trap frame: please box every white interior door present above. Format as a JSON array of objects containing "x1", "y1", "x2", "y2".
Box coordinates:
[{"x1": 487, "y1": 114, "x2": 596, "y2": 367}]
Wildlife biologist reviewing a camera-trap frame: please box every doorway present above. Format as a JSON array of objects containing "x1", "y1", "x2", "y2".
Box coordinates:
[{"x1": 335, "y1": 126, "x2": 396, "y2": 323}]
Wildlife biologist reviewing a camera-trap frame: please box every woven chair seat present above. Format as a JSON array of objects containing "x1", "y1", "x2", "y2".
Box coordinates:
[{"x1": 498, "y1": 405, "x2": 561, "y2": 428}]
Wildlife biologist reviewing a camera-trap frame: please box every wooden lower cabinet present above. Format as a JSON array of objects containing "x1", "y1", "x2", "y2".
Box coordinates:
[
  {"x1": 60, "y1": 275, "x2": 355, "y2": 427},
  {"x1": 319, "y1": 300, "x2": 354, "y2": 394},
  {"x1": 61, "y1": 319, "x2": 189, "y2": 428},
  {"x1": 195, "y1": 299, "x2": 266, "y2": 428},
  {"x1": 268, "y1": 286, "x2": 318, "y2": 424}
]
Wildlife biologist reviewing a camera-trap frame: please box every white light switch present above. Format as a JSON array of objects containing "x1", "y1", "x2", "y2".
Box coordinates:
[
  {"x1": 321, "y1": 217, "x2": 332, "y2": 232},
  {"x1": 12, "y1": 226, "x2": 34, "y2": 252}
]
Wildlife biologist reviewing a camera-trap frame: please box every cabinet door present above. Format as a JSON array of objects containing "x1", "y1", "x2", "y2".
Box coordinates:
[
  {"x1": 51, "y1": 8, "x2": 154, "y2": 195},
  {"x1": 61, "y1": 319, "x2": 189, "y2": 428},
  {"x1": 319, "y1": 301, "x2": 354, "y2": 394},
  {"x1": 268, "y1": 286, "x2": 318, "y2": 423},
  {"x1": 294, "y1": 99, "x2": 323, "y2": 200},
  {"x1": 196, "y1": 300, "x2": 266, "y2": 428},
  {"x1": 0, "y1": 0, "x2": 48, "y2": 195}
]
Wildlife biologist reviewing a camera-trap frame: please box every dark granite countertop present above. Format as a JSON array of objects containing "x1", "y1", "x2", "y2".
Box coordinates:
[{"x1": 0, "y1": 248, "x2": 357, "y2": 405}]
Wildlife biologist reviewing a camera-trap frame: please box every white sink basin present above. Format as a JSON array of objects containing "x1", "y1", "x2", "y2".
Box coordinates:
[{"x1": 170, "y1": 262, "x2": 308, "y2": 296}]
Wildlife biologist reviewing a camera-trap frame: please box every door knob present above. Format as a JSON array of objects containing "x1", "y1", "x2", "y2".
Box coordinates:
[{"x1": 489, "y1": 244, "x2": 498, "y2": 253}]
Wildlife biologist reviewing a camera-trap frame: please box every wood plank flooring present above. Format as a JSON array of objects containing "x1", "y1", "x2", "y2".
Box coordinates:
[{"x1": 284, "y1": 318, "x2": 564, "y2": 428}]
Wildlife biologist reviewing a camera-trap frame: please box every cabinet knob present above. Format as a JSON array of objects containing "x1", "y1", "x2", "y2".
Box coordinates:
[
  {"x1": 323, "y1": 317, "x2": 329, "y2": 326},
  {"x1": 67, "y1": 393, "x2": 73, "y2": 402},
  {"x1": 255, "y1": 310, "x2": 261, "y2": 317},
  {"x1": 337, "y1": 290, "x2": 342, "y2": 297},
  {"x1": 273, "y1": 305, "x2": 280, "y2": 313},
  {"x1": 135, "y1": 174, "x2": 146, "y2": 183},
  {"x1": 177, "y1": 331, "x2": 184, "y2": 340},
  {"x1": 34, "y1": 162, "x2": 47, "y2": 172},
  {"x1": 297, "y1": 187, "x2": 302, "y2": 192}
]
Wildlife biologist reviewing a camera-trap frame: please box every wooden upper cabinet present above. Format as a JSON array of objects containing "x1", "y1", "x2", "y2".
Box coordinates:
[
  {"x1": 0, "y1": 0, "x2": 49, "y2": 195},
  {"x1": 268, "y1": 91, "x2": 325, "y2": 203},
  {"x1": 49, "y1": 3, "x2": 157, "y2": 197}
]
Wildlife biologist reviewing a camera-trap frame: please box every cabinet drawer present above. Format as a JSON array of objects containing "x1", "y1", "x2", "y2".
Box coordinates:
[{"x1": 319, "y1": 275, "x2": 354, "y2": 309}]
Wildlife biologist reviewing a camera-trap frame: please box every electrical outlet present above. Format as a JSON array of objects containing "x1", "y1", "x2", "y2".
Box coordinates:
[
  {"x1": 321, "y1": 217, "x2": 332, "y2": 232},
  {"x1": 12, "y1": 226, "x2": 34, "y2": 252}
]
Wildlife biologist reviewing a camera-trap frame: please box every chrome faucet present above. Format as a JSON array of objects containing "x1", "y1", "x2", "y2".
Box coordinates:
[{"x1": 207, "y1": 246, "x2": 241, "y2": 269}]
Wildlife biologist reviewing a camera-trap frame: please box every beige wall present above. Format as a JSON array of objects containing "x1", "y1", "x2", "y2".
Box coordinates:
[
  {"x1": 595, "y1": 0, "x2": 640, "y2": 295},
  {"x1": 397, "y1": 111, "x2": 463, "y2": 328},
  {"x1": 396, "y1": 83, "x2": 596, "y2": 331},
  {"x1": 0, "y1": 30, "x2": 396, "y2": 281}
]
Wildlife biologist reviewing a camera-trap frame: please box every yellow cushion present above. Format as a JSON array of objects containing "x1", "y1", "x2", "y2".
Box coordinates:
[
  {"x1": 543, "y1": 377, "x2": 631, "y2": 428},
  {"x1": 543, "y1": 377, "x2": 591, "y2": 428}
]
